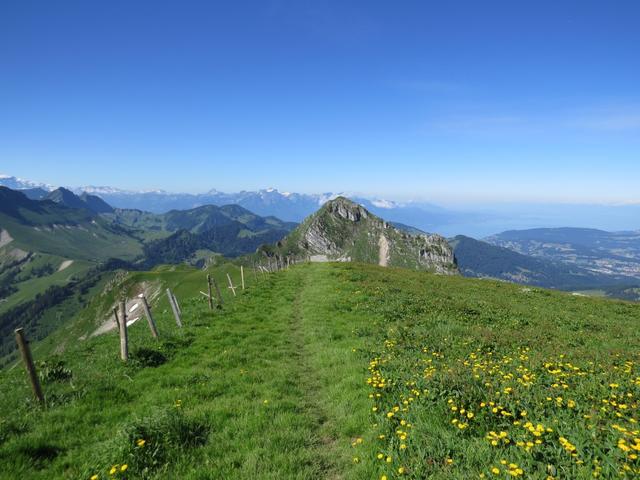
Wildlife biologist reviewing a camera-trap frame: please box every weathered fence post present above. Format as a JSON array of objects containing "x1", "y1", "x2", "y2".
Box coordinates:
[
  {"x1": 167, "y1": 288, "x2": 183, "y2": 327},
  {"x1": 119, "y1": 299, "x2": 128, "y2": 361},
  {"x1": 14, "y1": 328, "x2": 45, "y2": 405},
  {"x1": 206, "y1": 274, "x2": 214, "y2": 310},
  {"x1": 240, "y1": 266, "x2": 245, "y2": 290},
  {"x1": 212, "y1": 277, "x2": 224, "y2": 307},
  {"x1": 172, "y1": 292, "x2": 181, "y2": 315},
  {"x1": 227, "y1": 273, "x2": 237, "y2": 297},
  {"x1": 140, "y1": 294, "x2": 159, "y2": 339},
  {"x1": 113, "y1": 307, "x2": 120, "y2": 333}
]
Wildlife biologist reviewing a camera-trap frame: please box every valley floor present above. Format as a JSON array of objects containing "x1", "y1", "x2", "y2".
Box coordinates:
[{"x1": 1, "y1": 263, "x2": 639, "y2": 479}]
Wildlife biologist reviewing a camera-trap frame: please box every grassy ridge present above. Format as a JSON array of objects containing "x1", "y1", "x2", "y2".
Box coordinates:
[
  {"x1": 0, "y1": 263, "x2": 376, "y2": 479},
  {"x1": 1, "y1": 263, "x2": 639, "y2": 479}
]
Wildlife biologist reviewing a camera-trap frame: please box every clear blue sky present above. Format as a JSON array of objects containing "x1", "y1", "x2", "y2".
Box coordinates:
[{"x1": 1, "y1": 1, "x2": 638, "y2": 203}]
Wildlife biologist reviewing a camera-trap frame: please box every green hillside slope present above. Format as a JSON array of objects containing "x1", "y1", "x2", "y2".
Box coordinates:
[
  {"x1": 102, "y1": 204, "x2": 296, "y2": 266},
  {"x1": 105, "y1": 204, "x2": 296, "y2": 237},
  {"x1": 1, "y1": 263, "x2": 639, "y2": 479},
  {"x1": 271, "y1": 197, "x2": 457, "y2": 274},
  {"x1": 0, "y1": 187, "x2": 142, "y2": 262},
  {"x1": 0, "y1": 187, "x2": 143, "y2": 338}
]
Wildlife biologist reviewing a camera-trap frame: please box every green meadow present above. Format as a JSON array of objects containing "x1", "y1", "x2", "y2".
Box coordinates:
[{"x1": 1, "y1": 263, "x2": 639, "y2": 479}]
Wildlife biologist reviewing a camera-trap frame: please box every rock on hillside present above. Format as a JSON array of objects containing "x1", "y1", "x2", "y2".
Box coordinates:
[{"x1": 272, "y1": 197, "x2": 457, "y2": 274}]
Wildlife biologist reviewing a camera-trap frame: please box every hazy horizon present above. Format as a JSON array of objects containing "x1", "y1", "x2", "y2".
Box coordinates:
[
  {"x1": 4, "y1": 170, "x2": 640, "y2": 209},
  {"x1": 2, "y1": 170, "x2": 639, "y2": 238}
]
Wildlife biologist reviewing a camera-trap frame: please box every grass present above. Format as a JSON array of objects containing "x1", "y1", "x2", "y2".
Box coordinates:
[
  {"x1": 0, "y1": 262, "x2": 639, "y2": 479},
  {"x1": 0, "y1": 254, "x2": 92, "y2": 315}
]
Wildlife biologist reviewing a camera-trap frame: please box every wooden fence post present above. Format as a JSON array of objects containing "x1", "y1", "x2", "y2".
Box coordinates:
[
  {"x1": 113, "y1": 307, "x2": 120, "y2": 333},
  {"x1": 167, "y1": 288, "x2": 183, "y2": 327},
  {"x1": 140, "y1": 294, "x2": 159, "y2": 339},
  {"x1": 212, "y1": 277, "x2": 223, "y2": 307},
  {"x1": 226, "y1": 273, "x2": 237, "y2": 297},
  {"x1": 14, "y1": 328, "x2": 45, "y2": 405},
  {"x1": 119, "y1": 299, "x2": 128, "y2": 361},
  {"x1": 240, "y1": 266, "x2": 245, "y2": 290},
  {"x1": 172, "y1": 292, "x2": 181, "y2": 315},
  {"x1": 206, "y1": 274, "x2": 214, "y2": 310}
]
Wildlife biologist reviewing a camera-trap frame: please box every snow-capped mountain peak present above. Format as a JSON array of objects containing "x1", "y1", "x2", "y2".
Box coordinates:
[
  {"x1": 0, "y1": 174, "x2": 55, "y2": 191},
  {"x1": 371, "y1": 199, "x2": 399, "y2": 209}
]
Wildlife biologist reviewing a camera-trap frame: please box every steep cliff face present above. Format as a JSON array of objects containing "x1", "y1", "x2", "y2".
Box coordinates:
[{"x1": 274, "y1": 197, "x2": 457, "y2": 274}]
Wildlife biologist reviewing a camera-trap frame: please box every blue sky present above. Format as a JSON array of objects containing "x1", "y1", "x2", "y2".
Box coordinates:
[{"x1": 1, "y1": 1, "x2": 639, "y2": 204}]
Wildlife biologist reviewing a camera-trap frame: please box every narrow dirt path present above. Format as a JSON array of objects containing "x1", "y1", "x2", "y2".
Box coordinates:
[
  {"x1": 378, "y1": 234, "x2": 389, "y2": 266},
  {"x1": 286, "y1": 271, "x2": 341, "y2": 479}
]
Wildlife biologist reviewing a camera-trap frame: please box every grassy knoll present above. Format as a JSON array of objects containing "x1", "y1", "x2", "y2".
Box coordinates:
[{"x1": 1, "y1": 263, "x2": 639, "y2": 479}]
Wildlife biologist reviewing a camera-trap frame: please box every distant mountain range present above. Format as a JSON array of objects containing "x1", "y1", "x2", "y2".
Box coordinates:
[
  {"x1": 1, "y1": 175, "x2": 639, "y2": 300},
  {"x1": 0, "y1": 174, "x2": 481, "y2": 234},
  {"x1": 3, "y1": 174, "x2": 640, "y2": 237},
  {"x1": 0, "y1": 174, "x2": 55, "y2": 192},
  {"x1": 0, "y1": 186, "x2": 297, "y2": 268},
  {"x1": 85, "y1": 186, "x2": 474, "y2": 235}
]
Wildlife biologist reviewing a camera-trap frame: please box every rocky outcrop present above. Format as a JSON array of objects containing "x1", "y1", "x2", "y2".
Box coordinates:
[{"x1": 274, "y1": 197, "x2": 457, "y2": 274}]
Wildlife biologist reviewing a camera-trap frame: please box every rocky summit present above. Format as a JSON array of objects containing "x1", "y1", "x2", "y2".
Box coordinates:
[{"x1": 271, "y1": 196, "x2": 457, "y2": 274}]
